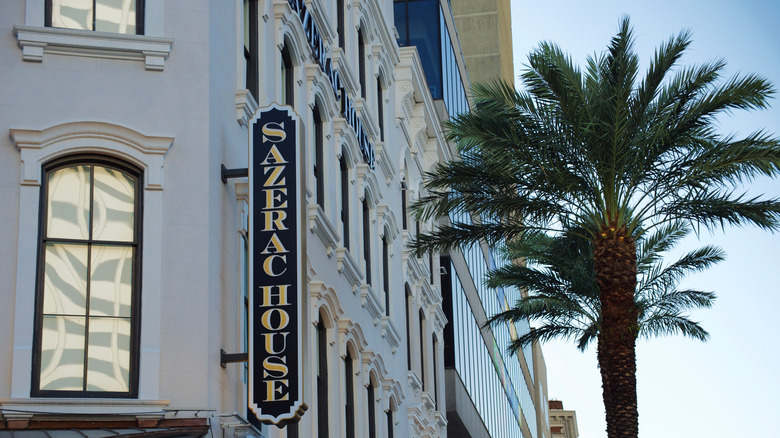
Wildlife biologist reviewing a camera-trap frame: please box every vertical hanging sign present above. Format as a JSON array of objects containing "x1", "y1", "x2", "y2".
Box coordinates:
[{"x1": 248, "y1": 104, "x2": 307, "y2": 426}]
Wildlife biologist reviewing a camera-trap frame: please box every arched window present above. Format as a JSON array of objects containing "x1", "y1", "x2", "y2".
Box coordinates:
[
  {"x1": 367, "y1": 381, "x2": 376, "y2": 438},
  {"x1": 32, "y1": 155, "x2": 142, "y2": 397},
  {"x1": 345, "y1": 350, "x2": 355, "y2": 438},
  {"x1": 313, "y1": 104, "x2": 325, "y2": 207},
  {"x1": 418, "y1": 309, "x2": 426, "y2": 391},
  {"x1": 405, "y1": 285, "x2": 413, "y2": 371},
  {"x1": 336, "y1": 0, "x2": 345, "y2": 49},
  {"x1": 358, "y1": 28, "x2": 366, "y2": 99},
  {"x1": 281, "y1": 46, "x2": 294, "y2": 106},
  {"x1": 377, "y1": 75, "x2": 384, "y2": 142},
  {"x1": 317, "y1": 315, "x2": 330, "y2": 437},
  {"x1": 400, "y1": 167, "x2": 408, "y2": 231},
  {"x1": 362, "y1": 191, "x2": 372, "y2": 286},
  {"x1": 386, "y1": 403, "x2": 394, "y2": 438},
  {"x1": 382, "y1": 231, "x2": 390, "y2": 316},
  {"x1": 340, "y1": 154, "x2": 350, "y2": 250},
  {"x1": 433, "y1": 334, "x2": 439, "y2": 409}
]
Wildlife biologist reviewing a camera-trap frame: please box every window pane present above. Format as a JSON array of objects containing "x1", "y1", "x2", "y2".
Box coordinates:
[
  {"x1": 86, "y1": 317, "x2": 131, "y2": 391},
  {"x1": 43, "y1": 243, "x2": 88, "y2": 316},
  {"x1": 95, "y1": 0, "x2": 137, "y2": 34},
  {"x1": 40, "y1": 316, "x2": 86, "y2": 391},
  {"x1": 90, "y1": 245, "x2": 133, "y2": 317},
  {"x1": 52, "y1": 0, "x2": 93, "y2": 31},
  {"x1": 47, "y1": 166, "x2": 91, "y2": 240},
  {"x1": 92, "y1": 166, "x2": 135, "y2": 242}
]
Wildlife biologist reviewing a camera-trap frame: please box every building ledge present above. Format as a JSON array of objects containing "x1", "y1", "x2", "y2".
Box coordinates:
[{"x1": 13, "y1": 25, "x2": 174, "y2": 71}]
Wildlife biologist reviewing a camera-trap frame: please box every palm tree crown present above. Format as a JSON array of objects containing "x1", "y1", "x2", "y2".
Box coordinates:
[{"x1": 412, "y1": 17, "x2": 780, "y2": 438}]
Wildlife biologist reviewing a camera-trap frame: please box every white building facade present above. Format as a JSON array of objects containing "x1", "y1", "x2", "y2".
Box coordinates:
[{"x1": 1, "y1": 1, "x2": 548, "y2": 437}]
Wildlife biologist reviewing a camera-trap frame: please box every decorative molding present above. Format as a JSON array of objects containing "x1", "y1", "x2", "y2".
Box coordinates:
[
  {"x1": 308, "y1": 204, "x2": 339, "y2": 257},
  {"x1": 360, "y1": 283, "x2": 382, "y2": 323},
  {"x1": 376, "y1": 204, "x2": 399, "y2": 240},
  {"x1": 13, "y1": 25, "x2": 174, "y2": 70},
  {"x1": 335, "y1": 247, "x2": 363, "y2": 292},
  {"x1": 9, "y1": 120, "x2": 173, "y2": 189},
  {"x1": 235, "y1": 89, "x2": 258, "y2": 126},
  {"x1": 379, "y1": 316, "x2": 401, "y2": 353},
  {"x1": 406, "y1": 371, "x2": 422, "y2": 397}
]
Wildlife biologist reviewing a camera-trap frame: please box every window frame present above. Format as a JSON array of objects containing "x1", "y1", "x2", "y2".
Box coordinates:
[
  {"x1": 30, "y1": 154, "x2": 143, "y2": 398},
  {"x1": 45, "y1": 0, "x2": 146, "y2": 35}
]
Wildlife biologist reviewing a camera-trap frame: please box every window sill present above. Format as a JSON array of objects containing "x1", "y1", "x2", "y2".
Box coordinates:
[
  {"x1": 0, "y1": 397, "x2": 170, "y2": 415},
  {"x1": 13, "y1": 25, "x2": 174, "y2": 71}
]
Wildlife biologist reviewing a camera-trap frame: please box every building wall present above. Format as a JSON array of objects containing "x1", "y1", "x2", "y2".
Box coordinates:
[
  {"x1": 451, "y1": 0, "x2": 515, "y2": 85},
  {"x1": 1, "y1": 0, "x2": 447, "y2": 436},
  {"x1": 1, "y1": 1, "x2": 548, "y2": 437}
]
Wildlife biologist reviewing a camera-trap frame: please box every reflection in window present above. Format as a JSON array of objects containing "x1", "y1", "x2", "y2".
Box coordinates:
[
  {"x1": 35, "y1": 158, "x2": 140, "y2": 396},
  {"x1": 47, "y1": 0, "x2": 143, "y2": 34}
]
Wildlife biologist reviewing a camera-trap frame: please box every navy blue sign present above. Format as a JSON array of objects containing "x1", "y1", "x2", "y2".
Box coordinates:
[{"x1": 248, "y1": 104, "x2": 306, "y2": 426}]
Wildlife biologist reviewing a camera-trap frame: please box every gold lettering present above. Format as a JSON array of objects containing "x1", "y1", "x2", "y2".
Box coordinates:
[
  {"x1": 262, "y1": 332, "x2": 290, "y2": 355},
  {"x1": 261, "y1": 233, "x2": 288, "y2": 254},
  {"x1": 263, "y1": 355, "x2": 289, "y2": 378},
  {"x1": 264, "y1": 379, "x2": 290, "y2": 401},
  {"x1": 262, "y1": 122, "x2": 286, "y2": 144},
  {"x1": 261, "y1": 308, "x2": 290, "y2": 330},
  {"x1": 262, "y1": 210, "x2": 288, "y2": 231},
  {"x1": 259, "y1": 284, "x2": 291, "y2": 307},
  {"x1": 264, "y1": 187, "x2": 288, "y2": 209},
  {"x1": 263, "y1": 165, "x2": 286, "y2": 187},
  {"x1": 262, "y1": 254, "x2": 287, "y2": 276}
]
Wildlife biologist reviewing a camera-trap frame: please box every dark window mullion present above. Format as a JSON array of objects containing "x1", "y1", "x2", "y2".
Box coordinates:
[{"x1": 82, "y1": 164, "x2": 95, "y2": 391}]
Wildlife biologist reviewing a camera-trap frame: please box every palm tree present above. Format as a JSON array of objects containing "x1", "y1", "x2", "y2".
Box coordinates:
[
  {"x1": 412, "y1": 17, "x2": 780, "y2": 438},
  {"x1": 486, "y1": 223, "x2": 720, "y2": 352}
]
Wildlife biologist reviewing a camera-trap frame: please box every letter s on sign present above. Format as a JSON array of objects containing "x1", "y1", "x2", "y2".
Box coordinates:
[{"x1": 262, "y1": 122, "x2": 286, "y2": 143}]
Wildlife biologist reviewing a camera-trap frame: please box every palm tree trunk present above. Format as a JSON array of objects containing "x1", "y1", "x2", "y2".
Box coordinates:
[{"x1": 594, "y1": 227, "x2": 639, "y2": 438}]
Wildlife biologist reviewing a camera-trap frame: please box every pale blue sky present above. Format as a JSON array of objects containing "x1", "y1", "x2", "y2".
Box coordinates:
[{"x1": 508, "y1": 1, "x2": 780, "y2": 437}]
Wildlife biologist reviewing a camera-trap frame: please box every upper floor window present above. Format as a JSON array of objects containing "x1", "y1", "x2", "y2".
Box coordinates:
[
  {"x1": 313, "y1": 104, "x2": 325, "y2": 207},
  {"x1": 317, "y1": 317, "x2": 330, "y2": 437},
  {"x1": 382, "y1": 232, "x2": 390, "y2": 315},
  {"x1": 281, "y1": 46, "x2": 294, "y2": 106},
  {"x1": 32, "y1": 156, "x2": 141, "y2": 397},
  {"x1": 362, "y1": 192, "x2": 372, "y2": 286},
  {"x1": 377, "y1": 76, "x2": 384, "y2": 142},
  {"x1": 46, "y1": 0, "x2": 145, "y2": 34},
  {"x1": 336, "y1": 0, "x2": 345, "y2": 49},
  {"x1": 244, "y1": 0, "x2": 259, "y2": 99},
  {"x1": 358, "y1": 28, "x2": 366, "y2": 99},
  {"x1": 340, "y1": 155, "x2": 350, "y2": 250}
]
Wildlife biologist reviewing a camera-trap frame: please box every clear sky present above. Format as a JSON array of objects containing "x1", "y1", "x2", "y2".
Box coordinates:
[{"x1": 508, "y1": 1, "x2": 780, "y2": 437}]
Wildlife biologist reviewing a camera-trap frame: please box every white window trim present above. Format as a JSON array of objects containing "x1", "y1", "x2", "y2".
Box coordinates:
[
  {"x1": 8, "y1": 120, "x2": 173, "y2": 404},
  {"x1": 14, "y1": 1, "x2": 171, "y2": 70}
]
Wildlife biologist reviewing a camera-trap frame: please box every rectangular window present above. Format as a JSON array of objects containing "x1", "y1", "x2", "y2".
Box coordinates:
[
  {"x1": 46, "y1": 0, "x2": 144, "y2": 34},
  {"x1": 33, "y1": 157, "x2": 141, "y2": 397},
  {"x1": 244, "y1": 0, "x2": 259, "y2": 99}
]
